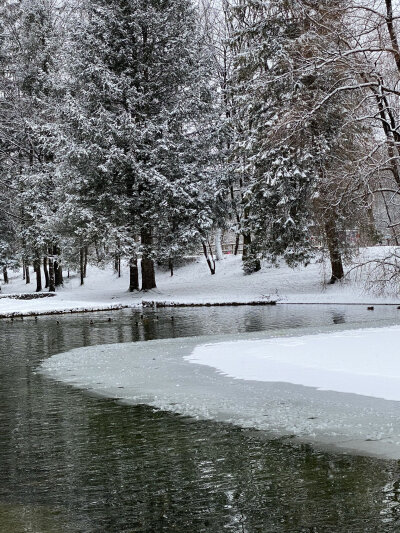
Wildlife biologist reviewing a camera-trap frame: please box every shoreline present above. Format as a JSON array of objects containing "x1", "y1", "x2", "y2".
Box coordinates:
[
  {"x1": 2, "y1": 252, "x2": 400, "y2": 318},
  {"x1": 1, "y1": 295, "x2": 400, "y2": 319},
  {"x1": 0, "y1": 303, "x2": 137, "y2": 319}
]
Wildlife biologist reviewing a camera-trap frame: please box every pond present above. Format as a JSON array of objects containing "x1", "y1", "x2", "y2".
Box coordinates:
[{"x1": 1, "y1": 304, "x2": 400, "y2": 532}]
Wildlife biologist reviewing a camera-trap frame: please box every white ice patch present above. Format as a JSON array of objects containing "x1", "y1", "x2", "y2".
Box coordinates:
[{"x1": 186, "y1": 327, "x2": 400, "y2": 401}]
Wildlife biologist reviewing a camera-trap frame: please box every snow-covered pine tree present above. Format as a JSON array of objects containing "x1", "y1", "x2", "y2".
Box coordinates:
[
  {"x1": 227, "y1": 0, "x2": 314, "y2": 272},
  {"x1": 280, "y1": 0, "x2": 373, "y2": 283},
  {"x1": 0, "y1": 2, "x2": 16, "y2": 284},
  {"x1": 0, "y1": 192, "x2": 18, "y2": 285},
  {"x1": 228, "y1": 0, "x2": 372, "y2": 280},
  {"x1": 0, "y1": 0, "x2": 63, "y2": 291},
  {"x1": 59, "y1": 0, "x2": 218, "y2": 290}
]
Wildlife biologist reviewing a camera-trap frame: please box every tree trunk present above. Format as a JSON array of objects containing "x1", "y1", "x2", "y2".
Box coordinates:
[
  {"x1": 168, "y1": 258, "x2": 174, "y2": 277},
  {"x1": 242, "y1": 233, "x2": 251, "y2": 258},
  {"x1": 54, "y1": 260, "x2": 63, "y2": 287},
  {"x1": 141, "y1": 258, "x2": 156, "y2": 289},
  {"x1": 234, "y1": 234, "x2": 240, "y2": 255},
  {"x1": 141, "y1": 229, "x2": 156, "y2": 290},
  {"x1": 22, "y1": 259, "x2": 26, "y2": 280},
  {"x1": 215, "y1": 228, "x2": 224, "y2": 261},
  {"x1": 25, "y1": 265, "x2": 30, "y2": 284},
  {"x1": 129, "y1": 257, "x2": 139, "y2": 291},
  {"x1": 379, "y1": 186, "x2": 399, "y2": 245},
  {"x1": 230, "y1": 181, "x2": 241, "y2": 256},
  {"x1": 115, "y1": 239, "x2": 121, "y2": 277},
  {"x1": 34, "y1": 258, "x2": 42, "y2": 292},
  {"x1": 48, "y1": 257, "x2": 55, "y2": 292},
  {"x1": 114, "y1": 255, "x2": 121, "y2": 277},
  {"x1": 325, "y1": 217, "x2": 344, "y2": 284},
  {"x1": 95, "y1": 241, "x2": 102, "y2": 263},
  {"x1": 385, "y1": 0, "x2": 400, "y2": 74},
  {"x1": 80, "y1": 247, "x2": 85, "y2": 286},
  {"x1": 84, "y1": 246, "x2": 88, "y2": 278},
  {"x1": 202, "y1": 241, "x2": 216, "y2": 275},
  {"x1": 3, "y1": 267, "x2": 8, "y2": 284},
  {"x1": 43, "y1": 257, "x2": 49, "y2": 288}
]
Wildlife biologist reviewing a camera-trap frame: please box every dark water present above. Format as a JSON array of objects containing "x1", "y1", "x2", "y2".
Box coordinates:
[{"x1": 1, "y1": 305, "x2": 400, "y2": 532}]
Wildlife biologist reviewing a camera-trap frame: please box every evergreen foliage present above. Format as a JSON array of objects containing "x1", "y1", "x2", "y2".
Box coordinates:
[
  {"x1": 0, "y1": 0, "x2": 398, "y2": 290},
  {"x1": 228, "y1": 0, "x2": 373, "y2": 279},
  {"x1": 56, "y1": 0, "x2": 220, "y2": 288}
]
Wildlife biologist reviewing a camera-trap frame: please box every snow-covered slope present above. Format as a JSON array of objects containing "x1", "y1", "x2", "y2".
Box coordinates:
[{"x1": 1, "y1": 248, "x2": 399, "y2": 317}]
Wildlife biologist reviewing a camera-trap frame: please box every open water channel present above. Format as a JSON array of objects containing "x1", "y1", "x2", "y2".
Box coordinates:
[{"x1": 1, "y1": 305, "x2": 400, "y2": 532}]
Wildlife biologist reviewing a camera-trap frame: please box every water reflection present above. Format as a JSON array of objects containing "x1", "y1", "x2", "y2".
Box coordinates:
[{"x1": 1, "y1": 306, "x2": 400, "y2": 532}]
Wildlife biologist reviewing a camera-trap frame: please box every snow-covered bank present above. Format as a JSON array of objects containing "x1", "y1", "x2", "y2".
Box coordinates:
[
  {"x1": 0, "y1": 303, "x2": 131, "y2": 319},
  {"x1": 1, "y1": 248, "x2": 400, "y2": 317},
  {"x1": 41, "y1": 325, "x2": 400, "y2": 460},
  {"x1": 0, "y1": 267, "x2": 142, "y2": 317},
  {"x1": 0, "y1": 292, "x2": 56, "y2": 300}
]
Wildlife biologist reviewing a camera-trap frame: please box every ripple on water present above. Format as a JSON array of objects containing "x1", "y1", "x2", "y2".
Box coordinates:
[{"x1": 1, "y1": 306, "x2": 400, "y2": 532}]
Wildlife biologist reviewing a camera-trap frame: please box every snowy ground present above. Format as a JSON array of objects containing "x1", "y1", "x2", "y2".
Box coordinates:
[
  {"x1": 41, "y1": 324, "x2": 400, "y2": 460},
  {"x1": 1, "y1": 247, "x2": 400, "y2": 317}
]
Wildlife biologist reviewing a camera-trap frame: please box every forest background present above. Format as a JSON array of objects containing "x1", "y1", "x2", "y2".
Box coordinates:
[{"x1": 1, "y1": 0, "x2": 400, "y2": 294}]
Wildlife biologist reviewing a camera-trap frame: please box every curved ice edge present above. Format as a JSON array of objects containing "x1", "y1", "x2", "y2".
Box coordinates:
[{"x1": 40, "y1": 326, "x2": 400, "y2": 460}]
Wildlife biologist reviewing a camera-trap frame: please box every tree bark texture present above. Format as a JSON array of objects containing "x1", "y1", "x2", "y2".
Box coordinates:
[
  {"x1": 202, "y1": 241, "x2": 216, "y2": 275},
  {"x1": 84, "y1": 246, "x2": 88, "y2": 278},
  {"x1": 234, "y1": 234, "x2": 240, "y2": 256},
  {"x1": 34, "y1": 258, "x2": 42, "y2": 292},
  {"x1": 141, "y1": 257, "x2": 156, "y2": 289},
  {"x1": 215, "y1": 229, "x2": 224, "y2": 261},
  {"x1": 48, "y1": 257, "x2": 56, "y2": 292},
  {"x1": 325, "y1": 217, "x2": 344, "y2": 283},
  {"x1": 80, "y1": 247, "x2": 85, "y2": 286},
  {"x1": 129, "y1": 257, "x2": 139, "y2": 291},
  {"x1": 54, "y1": 260, "x2": 63, "y2": 287},
  {"x1": 141, "y1": 229, "x2": 156, "y2": 289},
  {"x1": 43, "y1": 257, "x2": 49, "y2": 288}
]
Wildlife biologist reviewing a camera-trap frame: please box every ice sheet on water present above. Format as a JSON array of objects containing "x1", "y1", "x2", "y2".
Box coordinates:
[
  {"x1": 186, "y1": 327, "x2": 400, "y2": 401},
  {"x1": 40, "y1": 326, "x2": 400, "y2": 460}
]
